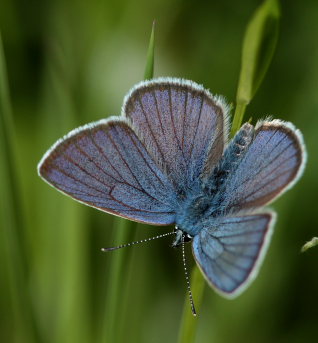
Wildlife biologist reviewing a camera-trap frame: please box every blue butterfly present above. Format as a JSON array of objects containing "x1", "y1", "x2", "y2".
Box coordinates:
[{"x1": 38, "y1": 78, "x2": 306, "y2": 304}]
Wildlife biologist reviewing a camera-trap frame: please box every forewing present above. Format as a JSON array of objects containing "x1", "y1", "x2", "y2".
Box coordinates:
[
  {"x1": 192, "y1": 212, "x2": 275, "y2": 297},
  {"x1": 38, "y1": 119, "x2": 177, "y2": 225},
  {"x1": 123, "y1": 78, "x2": 229, "y2": 191},
  {"x1": 221, "y1": 120, "x2": 306, "y2": 212}
]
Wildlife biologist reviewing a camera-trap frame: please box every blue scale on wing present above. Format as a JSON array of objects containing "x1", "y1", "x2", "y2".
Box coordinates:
[
  {"x1": 39, "y1": 120, "x2": 177, "y2": 225},
  {"x1": 220, "y1": 122, "x2": 303, "y2": 211},
  {"x1": 124, "y1": 81, "x2": 225, "y2": 192},
  {"x1": 192, "y1": 213, "x2": 273, "y2": 295}
]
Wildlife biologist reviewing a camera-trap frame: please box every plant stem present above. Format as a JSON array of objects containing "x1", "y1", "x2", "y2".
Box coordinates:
[
  {"x1": 230, "y1": 102, "x2": 247, "y2": 137},
  {"x1": 177, "y1": 266, "x2": 205, "y2": 343},
  {"x1": 100, "y1": 219, "x2": 136, "y2": 343}
]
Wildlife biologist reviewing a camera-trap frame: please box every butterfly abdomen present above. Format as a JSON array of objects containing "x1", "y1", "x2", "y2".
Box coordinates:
[{"x1": 203, "y1": 123, "x2": 254, "y2": 195}]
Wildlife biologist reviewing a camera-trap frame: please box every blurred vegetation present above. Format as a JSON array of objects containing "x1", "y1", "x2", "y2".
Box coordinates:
[{"x1": 0, "y1": 0, "x2": 318, "y2": 342}]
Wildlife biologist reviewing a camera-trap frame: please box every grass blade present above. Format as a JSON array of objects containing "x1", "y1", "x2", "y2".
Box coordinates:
[
  {"x1": 177, "y1": 266, "x2": 205, "y2": 343},
  {"x1": 100, "y1": 23, "x2": 156, "y2": 341},
  {"x1": 100, "y1": 219, "x2": 136, "y2": 343},
  {"x1": 231, "y1": 0, "x2": 280, "y2": 136},
  {"x1": 0, "y1": 32, "x2": 37, "y2": 343},
  {"x1": 178, "y1": 1, "x2": 281, "y2": 340},
  {"x1": 143, "y1": 21, "x2": 155, "y2": 80}
]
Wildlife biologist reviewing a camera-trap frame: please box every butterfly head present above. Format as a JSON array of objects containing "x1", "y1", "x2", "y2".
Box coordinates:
[{"x1": 172, "y1": 226, "x2": 193, "y2": 248}]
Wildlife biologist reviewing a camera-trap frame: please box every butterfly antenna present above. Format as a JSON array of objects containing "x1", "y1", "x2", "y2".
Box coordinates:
[
  {"x1": 181, "y1": 236, "x2": 196, "y2": 316},
  {"x1": 101, "y1": 231, "x2": 176, "y2": 252}
]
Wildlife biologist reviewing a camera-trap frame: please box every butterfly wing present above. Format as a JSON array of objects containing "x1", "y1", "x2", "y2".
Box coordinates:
[
  {"x1": 123, "y1": 78, "x2": 229, "y2": 191},
  {"x1": 192, "y1": 212, "x2": 275, "y2": 297},
  {"x1": 38, "y1": 119, "x2": 177, "y2": 225},
  {"x1": 221, "y1": 120, "x2": 306, "y2": 212}
]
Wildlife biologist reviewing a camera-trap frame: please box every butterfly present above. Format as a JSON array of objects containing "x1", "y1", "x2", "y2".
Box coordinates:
[{"x1": 38, "y1": 77, "x2": 306, "y2": 305}]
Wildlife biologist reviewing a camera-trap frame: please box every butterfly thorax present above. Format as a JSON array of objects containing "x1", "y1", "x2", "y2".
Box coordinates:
[
  {"x1": 175, "y1": 192, "x2": 215, "y2": 236},
  {"x1": 175, "y1": 123, "x2": 254, "y2": 236}
]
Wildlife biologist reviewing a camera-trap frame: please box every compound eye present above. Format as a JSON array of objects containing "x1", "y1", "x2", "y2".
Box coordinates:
[{"x1": 184, "y1": 234, "x2": 193, "y2": 243}]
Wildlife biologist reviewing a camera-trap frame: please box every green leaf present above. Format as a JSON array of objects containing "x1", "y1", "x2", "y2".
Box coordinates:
[
  {"x1": 301, "y1": 237, "x2": 318, "y2": 253},
  {"x1": 144, "y1": 20, "x2": 155, "y2": 80},
  {"x1": 231, "y1": 0, "x2": 280, "y2": 136}
]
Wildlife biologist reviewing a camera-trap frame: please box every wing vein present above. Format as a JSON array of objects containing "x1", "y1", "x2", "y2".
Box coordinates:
[
  {"x1": 126, "y1": 129, "x2": 167, "y2": 189},
  {"x1": 73, "y1": 141, "x2": 126, "y2": 185},
  {"x1": 152, "y1": 88, "x2": 165, "y2": 136},
  {"x1": 189, "y1": 94, "x2": 204, "y2": 160},
  {"x1": 62, "y1": 152, "x2": 113, "y2": 190},
  {"x1": 51, "y1": 163, "x2": 108, "y2": 196},
  {"x1": 181, "y1": 90, "x2": 188, "y2": 151},
  {"x1": 231, "y1": 140, "x2": 295, "y2": 194},
  {"x1": 138, "y1": 94, "x2": 166, "y2": 166},
  {"x1": 235, "y1": 160, "x2": 297, "y2": 206},
  {"x1": 109, "y1": 188, "x2": 174, "y2": 214},
  {"x1": 103, "y1": 127, "x2": 143, "y2": 189},
  {"x1": 218, "y1": 255, "x2": 250, "y2": 272},
  {"x1": 168, "y1": 85, "x2": 186, "y2": 164},
  {"x1": 88, "y1": 130, "x2": 126, "y2": 182},
  {"x1": 213, "y1": 229, "x2": 265, "y2": 239}
]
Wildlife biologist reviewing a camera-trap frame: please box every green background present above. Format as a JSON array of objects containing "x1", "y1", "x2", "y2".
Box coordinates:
[{"x1": 1, "y1": 0, "x2": 317, "y2": 342}]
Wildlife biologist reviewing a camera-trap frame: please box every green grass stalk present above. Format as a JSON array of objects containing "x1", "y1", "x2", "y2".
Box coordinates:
[
  {"x1": 144, "y1": 21, "x2": 155, "y2": 80},
  {"x1": 100, "y1": 22, "x2": 156, "y2": 342},
  {"x1": 178, "y1": 1, "x2": 280, "y2": 341},
  {"x1": 0, "y1": 32, "x2": 38, "y2": 343},
  {"x1": 177, "y1": 267, "x2": 205, "y2": 343}
]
